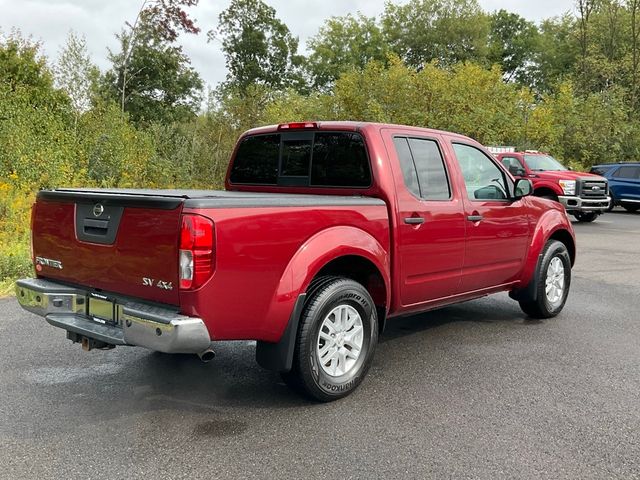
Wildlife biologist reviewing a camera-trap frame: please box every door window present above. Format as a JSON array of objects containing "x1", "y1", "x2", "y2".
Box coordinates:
[
  {"x1": 454, "y1": 143, "x2": 509, "y2": 200},
  {"x1": 500, "y1": 156, "x2": 525, "y2": 176},
  {"x1": 393, "y1": 137, "x2": 421, "y2": 198},
  {"x1": 393, "y1": 137, "x2": 450, "y2": 200},
  {"x1": 613, "y1": 166, "x2": 640, "y2": 179}
]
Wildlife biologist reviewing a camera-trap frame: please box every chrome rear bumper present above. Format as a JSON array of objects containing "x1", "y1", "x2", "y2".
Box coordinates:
[{"x1": 15, "y1": 278, "x2": 211, "y2": 354}]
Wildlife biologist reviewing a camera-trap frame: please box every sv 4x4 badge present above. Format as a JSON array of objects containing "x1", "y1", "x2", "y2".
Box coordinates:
[{"x1": 142, "y1": 277, "x2": 173, "y2": 291}]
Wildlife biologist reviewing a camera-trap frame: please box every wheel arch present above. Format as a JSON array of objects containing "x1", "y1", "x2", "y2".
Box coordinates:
[
  {"x1": 510, "y1": 209, "x2": 575, "y2": 302},
  {"x1": 256, "y1": 226, "x2": 390, "y2": 372},
  {"x1": 549, "y1": 229, "x2": 576, "y2": 266},
  {"x1": 534, "y1": 184, "x2": 562, "y2": 199}
]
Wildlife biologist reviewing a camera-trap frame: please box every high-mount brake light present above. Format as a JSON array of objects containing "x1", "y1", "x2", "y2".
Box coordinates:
[
  {"x1": 179, "y1": 214, "x2": 214, "y2": 290},
  {"x1": 277, "y1": 122, "x2": 318, "y2": 131}
]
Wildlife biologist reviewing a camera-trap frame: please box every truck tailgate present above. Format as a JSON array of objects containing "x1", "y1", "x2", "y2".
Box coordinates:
[{"x1": 33, "y1": 189, "x2": 184, "y2": 305}]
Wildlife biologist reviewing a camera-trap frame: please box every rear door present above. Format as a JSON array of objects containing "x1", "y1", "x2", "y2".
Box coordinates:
[
  {"x1": 450, "y1": 142, "x2": 530, "y2": 292},
  {"x1": 32, "y1": 190, "x2": 184, "y2": 305},
  {"x1": 383, "y1": 129, "x2": 466, "y2": 309},
  {"x1": 611, "y1": 165, "x2": 640, "y2": 203}
]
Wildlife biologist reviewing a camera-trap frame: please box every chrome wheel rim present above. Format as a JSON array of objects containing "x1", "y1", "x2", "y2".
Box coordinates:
[
  {"x1": 545, "y1": 257, "x2": 565, "y2": 305},
  {"x1": 316, "y1": 305, "x2": 364, "y2": 377}
]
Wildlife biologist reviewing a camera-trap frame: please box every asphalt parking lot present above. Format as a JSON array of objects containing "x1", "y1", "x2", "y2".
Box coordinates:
[{"x1": 1, "y1": 211, "x2": 639, "y2": 479}]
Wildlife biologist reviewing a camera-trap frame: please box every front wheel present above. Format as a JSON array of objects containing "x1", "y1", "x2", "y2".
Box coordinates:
[
  {"x1": 573, "y1": 211, "x2": 599, "y2": 222},
  {"x1": 281, "y1": 277, "x2": 378, "y2": 402},
  {"x1": 623, "y1": 204, "x2": 640, "y2": 213},
  {"x1": 519, "y1": 240, "x2": 572, "y2": 319}
]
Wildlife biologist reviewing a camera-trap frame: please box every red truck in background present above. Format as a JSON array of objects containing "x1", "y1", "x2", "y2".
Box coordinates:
[
  {"x1": 16, "y1": 122, "x2": 576, "y2": 401},
  {"x1": 494, "y1": 150, "x2": 610, "y2": 223}
]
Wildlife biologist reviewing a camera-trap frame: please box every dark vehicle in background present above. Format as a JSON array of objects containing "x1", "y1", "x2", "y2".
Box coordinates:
[
  {"x1": 590, "y1": 163, "x2": 640, "y2": 212},
  {"x1": 495, "y1": 151, "x2": 610, "y2": 223}
]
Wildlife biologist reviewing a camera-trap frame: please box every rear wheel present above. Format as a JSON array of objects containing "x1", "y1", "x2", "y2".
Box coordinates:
[
  {"x1": 623, "y1": 204, "x2": 640, "y2": 212},
  {"x1": 281, "y1": 277, "x2": 378, "y2": 402},
  {"x1": 519, "y1": 240, "x2": 572, "y2": 319},
  {"x1": 607, "y1": 195, "x2": 615, "y2": 211},
  {"x1": 573, "y1": 211, "x2": 599, "y2": 222}
]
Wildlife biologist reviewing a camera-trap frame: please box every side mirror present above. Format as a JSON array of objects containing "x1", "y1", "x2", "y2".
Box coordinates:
[
  {"x1": 474, "y1": 184, "x2": 507, "y2": 200},
  {"x1": 514, "y1": 178, "x2": 533, "y2": 199}
]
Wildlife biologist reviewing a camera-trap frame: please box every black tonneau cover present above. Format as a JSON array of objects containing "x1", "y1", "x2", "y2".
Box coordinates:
[{"x1": 39, "y1": 188, "x2": 385, "y2": 209}]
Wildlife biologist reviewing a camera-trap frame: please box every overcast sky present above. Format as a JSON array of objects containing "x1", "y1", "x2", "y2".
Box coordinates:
[{"x1": 1, "y1": 0, "x2": 575, "y2": 89}]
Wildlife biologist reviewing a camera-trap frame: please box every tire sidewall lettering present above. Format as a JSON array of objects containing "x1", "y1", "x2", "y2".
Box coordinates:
[{"x1": 308, "y1": 286, "x2": 376, "y2": 397}]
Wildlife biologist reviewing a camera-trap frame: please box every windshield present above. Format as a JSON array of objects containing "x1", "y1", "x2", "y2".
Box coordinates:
[{"x1": 524, "y1": 154, "x2": 568, "y2": 171}]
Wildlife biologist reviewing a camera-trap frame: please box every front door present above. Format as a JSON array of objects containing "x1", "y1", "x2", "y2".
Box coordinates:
[{"x1": 451, "y1": 143, "x2": 530, "y2": 292}]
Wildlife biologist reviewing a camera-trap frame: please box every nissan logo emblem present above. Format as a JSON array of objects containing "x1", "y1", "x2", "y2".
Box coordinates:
[{"x1": 93, "y1": 204, "x2": 104, "y2": 217}]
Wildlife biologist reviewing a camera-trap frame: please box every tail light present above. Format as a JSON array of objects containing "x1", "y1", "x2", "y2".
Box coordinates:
[
  {"x1": 179, "y1": 214, "x2": 214, "y2": 290},
  {"x1": 277, "y1": 122, "x2": 318, "y2": 131},
  {"x1": 30, "y1": 202, "x2": 36, "y2": 271}
]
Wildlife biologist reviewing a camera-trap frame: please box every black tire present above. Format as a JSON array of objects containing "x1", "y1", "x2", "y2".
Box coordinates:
[
  {"x1": 281, "y1": 277, "x2": 378, "y2": 402},
  {"x1": 539, "y1": 193, "x2": 558, "y2": 202},
  {"x1": 573, "y1": 211, "x2": 599, "y2": 222},
  {"x1": 519, "y1": 240, "x2": 572, "y2": 319},
  {"x1": 623, "y1": 204, "x2": 640, "y2": 212},
  {"x1": 607, "y1": 195, "x2": 615, "y2": 212}
]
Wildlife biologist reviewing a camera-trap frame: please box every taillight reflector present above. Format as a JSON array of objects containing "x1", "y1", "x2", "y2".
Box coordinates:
[{"x1": 179, "y1": 214, "x2": 214, "y2": 290}]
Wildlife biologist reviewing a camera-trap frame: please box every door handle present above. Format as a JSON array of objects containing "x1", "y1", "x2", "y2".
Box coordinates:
[
  {"x1": 404, "y1": 217, "x2": 425, "y2": 225},
  {"x1": 467, "y1": 214, "x2": 483, "y2": 222}
]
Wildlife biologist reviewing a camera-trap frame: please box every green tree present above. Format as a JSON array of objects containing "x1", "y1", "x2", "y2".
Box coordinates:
[
  {"x1": 54, "y1": 31, "x2": 99, "y2": 130},
  {"x1": 535, "y1": 15, "x2": 580, "y2": 92},
  {"x1": 306, "y1": 14, "x2": 388, "y2": 91},
  {"x1": 114, "y1": 0, "x2": 200, "y2": 114},
  {"x1": 103, "y1": 22, "x2": 204, "y2": 125},
  {"x1": 0, "y1": 32, "x2": 75, "y2": 189},
  {"x1": 488, "y1": 10, "x2": 540, "y2": 85},
  {"x1": 381, "y1": 0, "x2": 490, "y2": 68},
  {"x1": 332, "y1": 56, "x2": 527, "y2": 145},
  {"x1": 213, "y1": 0, "x2": 306, "y2": 94}
]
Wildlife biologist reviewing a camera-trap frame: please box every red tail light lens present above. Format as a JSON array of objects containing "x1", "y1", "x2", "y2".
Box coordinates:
[
  {"x1": 179, "y1": 214, "x2": 214, "y2": 290},
  {"x1": 30, "y1": 202, "x2": 36, "y2": 270}
]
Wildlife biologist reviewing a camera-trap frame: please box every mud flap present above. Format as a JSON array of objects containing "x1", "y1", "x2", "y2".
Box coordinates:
[{"x1": 255, "y1": 293, "x2": 306, "y2": 372}]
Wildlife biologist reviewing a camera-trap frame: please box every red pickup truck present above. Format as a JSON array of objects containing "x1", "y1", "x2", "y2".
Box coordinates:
[
  {"x1": 16, "y1": 122, "x2": 575, "y2": 401},
  {"x1": 495, "y1": 151, "x2": 610, "y2": 222}
]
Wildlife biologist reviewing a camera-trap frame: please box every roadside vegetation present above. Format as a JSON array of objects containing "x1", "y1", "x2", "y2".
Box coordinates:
[{"x1": 1, "y1": 0, "x2": 639, "y2": 290}]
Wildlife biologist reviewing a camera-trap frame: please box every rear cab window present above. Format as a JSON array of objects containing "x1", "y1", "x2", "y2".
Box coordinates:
[{"x1": 230, "y1": 131, "x2": 371, "y2": 188}]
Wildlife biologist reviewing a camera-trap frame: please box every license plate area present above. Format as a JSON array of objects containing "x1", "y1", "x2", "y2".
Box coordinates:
[{"x1": 88, "y1": 296, "x2": 119, "y2": 326}]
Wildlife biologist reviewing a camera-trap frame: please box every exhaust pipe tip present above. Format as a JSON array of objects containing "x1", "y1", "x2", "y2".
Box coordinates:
[{"x1": 198, "y1": 348, "x2": 216, "y2": 363}]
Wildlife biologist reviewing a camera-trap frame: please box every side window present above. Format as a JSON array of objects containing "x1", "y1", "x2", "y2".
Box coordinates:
[
  {"x1": 454, "y1": 143, "x2": 509, "y2": 200},
  {"x1": 501, "y1": 156, "x2": 525, "y2": 176},
  {"x1": 393, "y1": 137, "x2": 421, "y2": 197},
  {"x1": 613, "y1": 166, "x2": 640, "y2": 179},
  {"x1": 408, "y1": 138, "x2": 450, "y2": 200}
]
